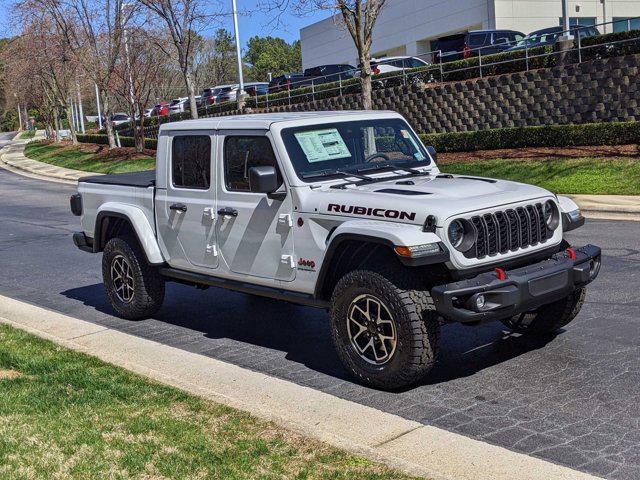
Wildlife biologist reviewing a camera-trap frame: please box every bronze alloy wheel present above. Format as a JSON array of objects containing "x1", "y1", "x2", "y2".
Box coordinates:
[{"x1": 346, "y1": 294, "x2": 398, "y2": 365}]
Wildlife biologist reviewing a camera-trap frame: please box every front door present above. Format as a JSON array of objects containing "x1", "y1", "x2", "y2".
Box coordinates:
[
  {"x1": 215, "y1": 131, "x2": 295, "y2": 282},
  {"x1": 156, "y1": 132, "x2": 219, "y2": 272}
]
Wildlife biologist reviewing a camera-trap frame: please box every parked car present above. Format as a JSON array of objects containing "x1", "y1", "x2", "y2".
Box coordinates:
[
  {"x1": 507, "y1": 25, "x2": 600, "y2": 51},
  {"x1": 168, "y1": 97, "x2": 189, "y2": 114},
  {"x1": 215, "y1": 84, "x2": 240, "y2": 103},
  {"x1": 303, "y1": 64, "x2": 357, "y2": 85},
  {"x1": 151, "y1": 102, "x2": 170, "y2": 116},
  {"x1": 71, "y1": 110, "x2": 600, "y2": 391},
  {"x1": 369, "y1": 56, "x2": 431, "y2": 75},
  {"x1": 245, "y1": 82, "x2": 270, "y2": 97},
  {"x1": 111, "y1": 113, "x2": 131, "y2": 126},
  {"x1": 434, "y1": 29, "x2": 525, "y2": 63},
  {"x1": 201, "y1": 86, "x2": 234, "y2": 106},
  {"x1": 268, "y1": 73, "x2": 307, "y2": 93},
  {"x1": 143, "y1": 108, "x2": 154, "y2": 118}
]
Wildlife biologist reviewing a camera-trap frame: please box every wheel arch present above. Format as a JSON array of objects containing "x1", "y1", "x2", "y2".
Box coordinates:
[
  {"x1": 94, "y1": 204, "x2": 164, "y2": 265},
  {"x1": 314, "y1": 221, "x2": 448, "y2": 301}
]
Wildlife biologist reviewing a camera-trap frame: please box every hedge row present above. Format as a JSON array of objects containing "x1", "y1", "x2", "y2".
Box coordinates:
[
  {"x1": 77, "y1": 134, "x2": 158, "y2": 150},
  {"x1": 419, "y1": 121, "x2": 640, "y2": 153}
]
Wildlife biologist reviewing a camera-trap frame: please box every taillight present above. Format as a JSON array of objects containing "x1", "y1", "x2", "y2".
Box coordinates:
[
  {"x1": 286, "y1": 79, "x2": 291, "y2": 89},
  {"x1": 373, "y1": 67, "x2": 380, "y2": 75},
  {"x1": 463, "y1": 45, "x2": 472, "y2": 58}
]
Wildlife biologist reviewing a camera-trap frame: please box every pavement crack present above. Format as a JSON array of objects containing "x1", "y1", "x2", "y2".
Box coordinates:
[{"x1": 373, "y1": 425, "x2": 423, "y2": 448}]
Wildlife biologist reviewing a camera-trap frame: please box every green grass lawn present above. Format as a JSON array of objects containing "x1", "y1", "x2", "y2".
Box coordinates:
[
  {"x1": 440, "y1": 157, "x2": 640, "y2": 195},
  {"x1": 19, "y1": 130, "x2": 35, "y2": 139},
  {"x1": 24, "y1": 141, "x2": 155, "y2": 174},
  {"x1": 0, "y1": 324, "x2": 415, "y2": 480}
]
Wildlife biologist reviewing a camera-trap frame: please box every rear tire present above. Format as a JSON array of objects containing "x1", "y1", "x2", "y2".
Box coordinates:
[
  {"x1": 501, "y1": 288, "x2": 586, "y2": 335},
  {"x1": 330, "y1": 269, "x2": 440, "y2": 390},
  {"x1": 102, "y1": 236, "x2": 165, "y2": 320}
]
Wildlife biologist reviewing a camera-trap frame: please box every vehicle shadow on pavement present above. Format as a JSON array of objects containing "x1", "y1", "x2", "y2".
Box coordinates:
[{"x1": 61, "y1": 282, "x2": 558, "y2": 390}]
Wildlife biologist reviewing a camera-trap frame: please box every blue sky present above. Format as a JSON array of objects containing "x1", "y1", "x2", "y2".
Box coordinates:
[{"x1": 0, "y1": 0, "x2": 329, "y2": 47}]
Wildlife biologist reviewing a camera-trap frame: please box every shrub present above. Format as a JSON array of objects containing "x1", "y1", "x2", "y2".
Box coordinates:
[
  {"x1": 77, "y1": 134, "x2": 157, "y2": 150},
  {"x1": 580, "y1": 28, "x2": 640, "y2": 61},
  {"x1": 419, "y1": 121, "x2": 640, "y2": 153}
]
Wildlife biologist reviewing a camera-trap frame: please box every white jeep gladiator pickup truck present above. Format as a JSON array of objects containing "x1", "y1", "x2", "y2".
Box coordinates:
[{"x1": 70, "y1": 111, "x2": 601, "y2": 390}]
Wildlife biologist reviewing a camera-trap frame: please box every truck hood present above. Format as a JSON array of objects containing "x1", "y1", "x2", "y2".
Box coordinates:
[{"x1": 299, "y1": 174, "x2": 554, "y2": 226}]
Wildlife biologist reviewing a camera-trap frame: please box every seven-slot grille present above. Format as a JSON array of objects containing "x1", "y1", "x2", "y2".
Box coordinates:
[{"x1": 464, "y1": 203, "x2": 550, "y2": 259}]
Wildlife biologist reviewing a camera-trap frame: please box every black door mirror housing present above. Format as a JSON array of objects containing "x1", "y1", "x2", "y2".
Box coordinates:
[
  {"x1": 249, "y1": 166, "x2": 279, "y2": 194},
  {"x1": 426, "y1": 145, "x2": 437, "y2": 164}
]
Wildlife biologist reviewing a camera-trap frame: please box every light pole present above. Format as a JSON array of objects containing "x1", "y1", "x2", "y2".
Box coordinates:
[
  {"x1": 95, "y1": 84, "x2": 103, "y2": 129},
  {"x1": 77, "y1": 82, "x2": 86, "y2": 134},
  {"x1": 231, "y1": 0, "x2": 245, "y2": 103},
  {"x1": 560, "y1": 0, "x2": 574, "y2": 41},
  {"x1": 121, "y1": 2, "x2": 136, "y2": 117}
]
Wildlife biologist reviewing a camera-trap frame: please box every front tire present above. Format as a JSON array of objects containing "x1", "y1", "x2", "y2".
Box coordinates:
[
  {"x1": 330, "y1": 269, "x2": 440, "y2": 390},
  {"x1": 102, "y1": 236, "x2": 165, "y2": 320},
  {"x1": 501, "y1": 288, "x2": 586, "y2": 335}
]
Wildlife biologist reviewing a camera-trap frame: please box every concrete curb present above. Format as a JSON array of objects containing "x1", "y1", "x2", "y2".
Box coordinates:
[{"x1": 0, "y1": 294, "x2": 602, "y2": 480}]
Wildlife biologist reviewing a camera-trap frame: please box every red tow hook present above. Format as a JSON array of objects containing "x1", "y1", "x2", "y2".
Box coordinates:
[
  {"x1": 566, "y1": 248, "x2": 577, "y2": 260},
  {"x1": 494, "y1": 268, "x2": 506, "y2": 280}
]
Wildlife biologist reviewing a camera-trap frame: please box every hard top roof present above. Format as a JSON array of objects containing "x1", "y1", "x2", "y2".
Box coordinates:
[{"x1": 159, "y1": 110, "x2": 402, "y2": 132}]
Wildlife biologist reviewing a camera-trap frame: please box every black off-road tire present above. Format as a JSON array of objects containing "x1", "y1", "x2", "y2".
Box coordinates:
[
  {"x1": 330, "y1": 269, "x2": 440, "y2": 390},
  {"x1": 501, "y1": 288, "x2": 586, "y2": 335},
  {"x1": 102, "y1": 236, "x2": 165, "y2": 320}
]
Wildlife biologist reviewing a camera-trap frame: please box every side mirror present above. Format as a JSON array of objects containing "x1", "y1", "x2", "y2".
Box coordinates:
[
  {"x1": 249, "y1": 166, "x2": 279, "y2": 194},
  {"x1": 426, "y1": 145, "x2": 437, "y2": 163}
]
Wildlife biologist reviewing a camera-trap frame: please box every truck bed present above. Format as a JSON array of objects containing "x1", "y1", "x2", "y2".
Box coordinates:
[{"x1": 79, "y1": 170, "x2": 156, "y2": 188}]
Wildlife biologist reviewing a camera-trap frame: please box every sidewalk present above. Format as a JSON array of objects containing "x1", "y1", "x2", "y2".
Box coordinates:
[
  {"x1": 1, "y1": 135, "x2": 639, "y2": 217},
  {"x1": 0, "y1": 131, "x2": 87, "y2": 183}
]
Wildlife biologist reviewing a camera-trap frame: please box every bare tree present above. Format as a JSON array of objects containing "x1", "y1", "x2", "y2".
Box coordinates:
[
  {"x1": 113, "y1": 28, "x2": 169, "y2": 151},
  {"x1": 139, "y1": 0, "x2": 222, "y2": 119},
  {"x1": 30, "y1": 0, "x2": 130, "y2": 148},
  {"x1": 3, "y1": 17, "x2": 81, "y2": 143},
  {"x1": 261, "y1": 0, "x2": 387, "y2": 110}
]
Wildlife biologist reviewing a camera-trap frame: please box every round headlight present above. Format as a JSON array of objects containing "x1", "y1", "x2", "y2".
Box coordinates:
[
  {"x1": 543, "y1": 200, "x2": 555, "y2": 227},
  {"x1": 448, "y1": 220, "x2": 465, "y2": 248}
]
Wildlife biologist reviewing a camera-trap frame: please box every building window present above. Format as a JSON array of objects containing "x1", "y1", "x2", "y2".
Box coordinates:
[
  {"x1": 613, "y1": 17, "x2": 640, "y2": 33},
  {"x1": 172, "y1": 135, "x2": 211, "y2": 189},
  {"x1": 224, "y1": 136, "x2": 281, "y2": 192},
  {"x1": 559, "y1": 17, "x2": 596, "y2": 28}
]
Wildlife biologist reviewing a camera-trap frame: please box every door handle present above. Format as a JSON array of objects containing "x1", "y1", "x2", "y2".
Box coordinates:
[
  {"x1": 217, "y1": 207, "x2": 238, "y2": 217},
  {"x1": 170, "y1": 203, "x2": 187, "y2": 213}
]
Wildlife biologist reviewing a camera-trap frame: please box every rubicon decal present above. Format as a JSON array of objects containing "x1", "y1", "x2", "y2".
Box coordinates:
[{"x1": 328, "y1": 204, "x2": 416, "y2": 221}]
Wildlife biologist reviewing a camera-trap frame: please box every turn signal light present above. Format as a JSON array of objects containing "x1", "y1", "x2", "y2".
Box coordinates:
[{"x1": 394, "y1": 243, "x2": 441, "y2": 258}]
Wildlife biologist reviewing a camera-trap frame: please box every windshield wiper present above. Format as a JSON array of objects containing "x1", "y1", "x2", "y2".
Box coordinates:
[
  {"x1": 301, "y1": 168, "x2": 374, "y2": 181},
  {"x1": 356, "y1": 163, "x2": 430, "y2": 176}
]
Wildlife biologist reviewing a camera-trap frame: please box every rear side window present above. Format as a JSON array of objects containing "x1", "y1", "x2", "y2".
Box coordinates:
[
  {"x1": 224, "y1": 136, "x2": 281, "y2": 192},
  {"x1": 467, "y1": 33, "x2": 488, "y2": 47},
  {"x1": 172, "y1": 135, "x2": 211, "y2": 189}
]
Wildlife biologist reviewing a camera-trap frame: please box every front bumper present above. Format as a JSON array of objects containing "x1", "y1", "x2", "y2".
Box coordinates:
[{"x1": 431, "y1": 244, "x2": 601, "y2": 324}]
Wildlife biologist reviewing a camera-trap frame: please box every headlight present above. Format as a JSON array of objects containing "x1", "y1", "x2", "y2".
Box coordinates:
[
  {"x1": 544, "y1": 200, "x2": 560, "y2": 231},
  {"x1": 448, "y1": 220, "x2": 465, "y2": 249}
]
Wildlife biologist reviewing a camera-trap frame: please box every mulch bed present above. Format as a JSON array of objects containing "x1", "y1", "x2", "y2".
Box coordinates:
[
  {"x1": 439, "y1": 144, "x2": 640, "y2": 163},
  {"x1": 36, "y1": 140, "x2": 154, "y2": 162}
]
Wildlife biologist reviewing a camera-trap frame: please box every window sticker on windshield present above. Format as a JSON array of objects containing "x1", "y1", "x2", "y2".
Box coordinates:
[{"x1": 294, "y1": 129, "x2": 351, "y2": 163}]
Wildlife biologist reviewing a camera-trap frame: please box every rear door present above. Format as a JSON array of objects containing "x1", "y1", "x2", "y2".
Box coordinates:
[
  {"x1": 156, "y1": 131, "x2": 219, "y2": 272},
  {"x1": 215, "y1": 131, "x2": 296, "y2": 282}
]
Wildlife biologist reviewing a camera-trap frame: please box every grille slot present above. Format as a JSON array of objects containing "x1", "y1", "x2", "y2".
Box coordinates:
[{"x1": 464, "y1": 203, "x2": 550, "y2": 259}]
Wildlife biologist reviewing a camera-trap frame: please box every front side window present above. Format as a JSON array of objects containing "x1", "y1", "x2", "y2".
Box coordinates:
[
  {"x1": 172, "y1": 135, "x2": 211, "y2": 189},
  {"x1": 224, "y1": 136, "x2": 281, "y2": 191},
  {"x1": 281, "y1": 119, "x2": 432, "y2": 182}
]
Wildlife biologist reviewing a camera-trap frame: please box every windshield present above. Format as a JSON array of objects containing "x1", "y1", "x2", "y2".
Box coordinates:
[
  {"x1": 516, "y1": 30, "x2": 560, "y2": 47},
  {"x1": 281, "y1": 119, "x2": 432, "y2": 182}
]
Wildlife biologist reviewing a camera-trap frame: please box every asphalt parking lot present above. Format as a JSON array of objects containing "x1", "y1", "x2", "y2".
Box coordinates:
[{"x1": 0, "y1": 167, "x2": 638, "y2": 480}]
